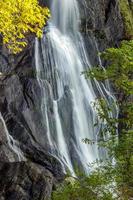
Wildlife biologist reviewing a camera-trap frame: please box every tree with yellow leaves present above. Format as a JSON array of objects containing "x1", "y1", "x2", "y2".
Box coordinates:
[{"x1": 0, "y1": 0, "x2": 50, "y2": 54}]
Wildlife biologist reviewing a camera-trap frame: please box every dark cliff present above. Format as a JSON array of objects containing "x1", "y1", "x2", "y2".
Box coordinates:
[{"x1": 0, "y1": 0, "x2": 124, "y2": 199}]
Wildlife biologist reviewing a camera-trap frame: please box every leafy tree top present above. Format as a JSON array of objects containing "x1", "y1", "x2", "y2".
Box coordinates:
[{"x1": 0, "y1": 0, "x2": 50, "y2": 54}]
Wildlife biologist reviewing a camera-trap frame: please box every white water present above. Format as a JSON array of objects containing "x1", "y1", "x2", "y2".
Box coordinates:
[
  {"x1": 35, "y1": 0, "x2": 116, "y2": 174},
  {"x1": 35, "y1": 40, "x2": 52, "y2": 145},
  {"x1": 53, "y1": 101, "x2": 75, "y2": 175},
  {"x1": 0, "y1": 112, "x2": 25, "y2": 161}
]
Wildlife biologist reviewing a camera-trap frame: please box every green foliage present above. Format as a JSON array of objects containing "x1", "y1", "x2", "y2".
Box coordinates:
[
  {"x1": 85, "y1": 40, "x2": 133, "y2": 199},
  {"x1": 85, "y1": 40, "x2": 133, "y2": 96},
  {"x1": 119, "y1": 0, "x2": 133, "y2": 39},
  {"x1": 0, "y1": 0, "x2": 50, "y2": 53},
  {"x1": 52, "y1": 166, "x2": 115, "y2": 200}
]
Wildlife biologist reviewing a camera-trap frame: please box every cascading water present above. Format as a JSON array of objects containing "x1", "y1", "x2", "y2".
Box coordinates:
[
  {"x1": 35, "y1": 0, "x2": 116, "y2": 174},
  {"x1": 0, "y1": 112, "x2": 25, "y2": 161}
]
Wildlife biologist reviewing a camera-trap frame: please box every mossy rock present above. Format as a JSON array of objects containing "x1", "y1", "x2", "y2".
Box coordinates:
[{"x1": 119, "y1": 0, "x2": 133, "y2": 39}]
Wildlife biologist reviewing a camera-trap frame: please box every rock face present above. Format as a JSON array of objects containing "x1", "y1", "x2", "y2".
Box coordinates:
[
  {"x1": 0, "y1": 0, "x2": 124, "y2": 199},
  {"x1": 86, "y1": 0, "x2": 123, "y2": 44},
  {"x1": 78, "y1": 0, "x2": 124, "y2": 65},
  {"x1": 0, "y1": 162, "x2": 54, "y2": 200}
]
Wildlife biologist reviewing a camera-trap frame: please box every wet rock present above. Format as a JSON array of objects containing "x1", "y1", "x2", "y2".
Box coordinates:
[
  {"x1": 0, "y1": 114, "x2": 17, "y2": 162},
  {"x1": 79, "y1": 0, "x2": 124, "y2": 45},
  {"x1": 0, "y1": 36, "x2": 64, "y2": 199},
  {"x1": 0, "y1": 162, "x2": 55, "y2": 200}
]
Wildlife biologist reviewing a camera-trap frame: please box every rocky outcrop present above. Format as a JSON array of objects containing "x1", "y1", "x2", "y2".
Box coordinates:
[
  {"x1": 0, "y1": 162, "x2": 54, "y2": 200},
  {"x1": 79, "y1": 0, "x2": 124, "y2": 46}
]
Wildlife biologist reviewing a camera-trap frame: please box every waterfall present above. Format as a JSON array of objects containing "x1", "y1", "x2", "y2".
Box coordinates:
[{"x1": 35, "y1": 0, "x2": 116, "y2": 174}]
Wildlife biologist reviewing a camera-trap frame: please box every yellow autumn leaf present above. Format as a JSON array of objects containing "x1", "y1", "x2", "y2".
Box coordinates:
[{"x1": 0, "y1": 0, "x2": 50, "y2": 54}]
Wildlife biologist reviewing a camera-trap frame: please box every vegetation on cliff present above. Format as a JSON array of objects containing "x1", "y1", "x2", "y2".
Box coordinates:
[
  {"x1": 0, "y1": 0, "x2": 50, "y2": 54},
  {"x1": 119, "y1": 0, "x2": 133, "y2": 39},
  {"x1": 52, "y1": 40, "x2": 133, "y2": 200}
]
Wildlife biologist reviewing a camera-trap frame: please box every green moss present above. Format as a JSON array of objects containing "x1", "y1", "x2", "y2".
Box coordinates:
[{"x1": 119, "y1": 0, "x2": 133, "y2": 39}]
